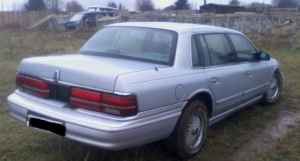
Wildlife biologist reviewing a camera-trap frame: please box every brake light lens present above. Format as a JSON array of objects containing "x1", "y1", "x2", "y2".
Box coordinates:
[
  {"x1": 16, "y1": 74, "x2": 49, "y2": 97},
  {"x1": 102, "y1": 94, "x2": 136, "y2": 107},
  {"x1": 71, "y1": 88, "x2": 102, "y2": 102},
  {"x1": 70, "y1": 87, "x2": 137, "y2": 117}
]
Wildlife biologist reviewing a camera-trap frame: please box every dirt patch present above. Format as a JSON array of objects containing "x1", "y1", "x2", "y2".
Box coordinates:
[{"x1": 232, "y1": 109, "x2": 300, "y2": 161}]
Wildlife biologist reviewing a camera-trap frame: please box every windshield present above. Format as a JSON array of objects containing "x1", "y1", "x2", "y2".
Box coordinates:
[
  {"x1": 70, "y1": 13, "x2": 83, "y2": 22},
  {"x1": 80, "y1": 27, "x2": 177, "y2": 65}
]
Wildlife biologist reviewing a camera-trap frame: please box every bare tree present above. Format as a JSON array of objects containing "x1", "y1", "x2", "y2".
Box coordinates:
[
  {"x1": 66, "y1": 1, "x2": 84, "y2": 13},
  {"x1": 24, "y1": 0, "x2": 46, "y2": 11},
  {"x1": 273, "y1": 0, "x2": 299, "y2": 8},
  {"x1": 118, "y1": 3, "x2": 127, "y2": 10},
  {"x1": 108, "y1": 2, "x2": 117, "y2": 8},
  {"x1": 44, "y1": 0, "x2": 63, "y2": 13},
  {"x1": 229, "y1": 0, "x2": 240, "y2": 6},
  {"x1": 118, "y1": 3, "x2": 123, "y2": 10},
  {"x1": 175, "y1": 0, "x2": 190, "y2": 10},
  {"x1": 136, "y1": 0, "x2": 154, "y2": 11}
]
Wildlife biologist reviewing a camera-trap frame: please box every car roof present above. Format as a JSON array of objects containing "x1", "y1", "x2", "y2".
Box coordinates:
[
  {"x1": 108, "y1": 22, "x2": 241, "y2": 34},
  {"x1": 75, "y1": 10, "x2": 100, "y2": 15}
]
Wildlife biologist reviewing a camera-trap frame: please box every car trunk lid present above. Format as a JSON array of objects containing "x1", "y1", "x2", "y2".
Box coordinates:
[{"x1": 18, "y1": 54, "x2": 164, "y2": 92}]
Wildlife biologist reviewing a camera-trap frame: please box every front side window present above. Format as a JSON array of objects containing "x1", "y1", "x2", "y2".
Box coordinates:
[
  {"x1": 229, "y1": 34, "x2": 257, "y2": 62},
  {"x1": 204, "y1": 34, "x2": 235, "y2": 66},
  {"x1": 80, "y1": 27, "x2": 177, "y2": 65}
]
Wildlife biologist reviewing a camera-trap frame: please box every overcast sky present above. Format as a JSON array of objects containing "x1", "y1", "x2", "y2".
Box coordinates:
[{"x1": 0, "y1": 0, "x2": 273, "y2": 11}]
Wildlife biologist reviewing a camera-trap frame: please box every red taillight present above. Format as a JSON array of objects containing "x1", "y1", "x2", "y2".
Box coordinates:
[
  {"x1": 71, "y1": 88, "x2": 102, "y2": 102},
  {"x1": 70, "y1": 87, "x2": 137, "y2": 117},
  {"x1": 102, "y1": 94, "x2": 136, "y2": 107},
  {"x1": 16, "y1": 74, "x2": 49, "y2": 97}
]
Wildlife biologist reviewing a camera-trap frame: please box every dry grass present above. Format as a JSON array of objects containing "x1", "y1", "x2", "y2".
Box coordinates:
[{"x1": 0, "y1": 29, "x2": 299, "y2": 161}]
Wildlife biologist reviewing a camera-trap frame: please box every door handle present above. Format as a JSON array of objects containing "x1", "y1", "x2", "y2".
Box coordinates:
[{"x1": 210, "y1": 77, "x2": 218, "y2": 84}]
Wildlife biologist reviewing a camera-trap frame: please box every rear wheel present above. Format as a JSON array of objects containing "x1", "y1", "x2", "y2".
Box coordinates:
[{"x1": 165, "y1": 100, "x2": 208, "y2": 159}]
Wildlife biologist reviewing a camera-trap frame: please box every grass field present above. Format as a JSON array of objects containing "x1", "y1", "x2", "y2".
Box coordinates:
[{"x1": 0, "y1": 29, "x2": 299, "y2": 161}]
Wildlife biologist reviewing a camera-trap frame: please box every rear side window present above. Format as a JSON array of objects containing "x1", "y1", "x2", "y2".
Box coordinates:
[{"x1": 204, "y1": 34, "x2": 235, "y2": 66}]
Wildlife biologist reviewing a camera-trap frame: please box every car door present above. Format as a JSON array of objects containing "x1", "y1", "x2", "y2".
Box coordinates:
[
  {"x1": 194, "y1": 34, "x2": 248, "y2": 115},
  {"x1": 228, "y1": 34, "x2": 272, "y2": 100}
]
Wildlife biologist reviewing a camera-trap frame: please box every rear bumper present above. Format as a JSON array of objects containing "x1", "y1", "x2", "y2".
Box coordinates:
[{"x1": 7, "y1": 91, "x2": 183, "y2": 150}]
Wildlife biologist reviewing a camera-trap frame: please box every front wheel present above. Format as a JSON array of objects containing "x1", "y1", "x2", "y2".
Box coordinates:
[
  {"x1": 165, "y1": 100, "x2": 208, "y2": 159},
  {"x1": 262, "y1": 72, "x2": 283, "y2": 104}
]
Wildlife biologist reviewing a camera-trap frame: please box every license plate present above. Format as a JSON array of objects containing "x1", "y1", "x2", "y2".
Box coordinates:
[{"x1": 27, "y1": 115, "x2": 66, "y2": 136}]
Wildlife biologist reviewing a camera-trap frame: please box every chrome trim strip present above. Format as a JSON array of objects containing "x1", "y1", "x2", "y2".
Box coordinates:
[
  {"x1": 244, "y1": 83, "x2": 269, "y2": 95},
  {"x1": 22, "y1": 85, "x2": 49, "y2": 93},
  {"x1": 216, "y1": 83, "x2": 269, "y2": 105},
  {"x1": 216, "y1": 92, "x2": 243, "y2": 105},
  {"x1": 41, "y1": 77, "x2": 132, "y2": 95}
]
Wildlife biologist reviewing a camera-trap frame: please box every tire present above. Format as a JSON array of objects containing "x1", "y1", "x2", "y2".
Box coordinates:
[
  {"x1": 262, "y1": 72, "x2": 283, "y2": 104},
  {"x1": 165, "y1": 100, "x2": 208, "y2": 159}
]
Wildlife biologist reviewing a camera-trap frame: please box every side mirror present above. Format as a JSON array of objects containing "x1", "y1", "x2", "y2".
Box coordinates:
[{"x1": 254, "y1": 51, "x2": 271, "y2": 61}]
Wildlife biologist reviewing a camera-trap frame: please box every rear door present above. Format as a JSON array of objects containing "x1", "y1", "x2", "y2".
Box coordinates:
[
  {"x1": 199, "y1": 34, "x2": 248, "y2": 114},
  {"x1": 228, "y1": 34, "x2": 272, "y2": 99}
]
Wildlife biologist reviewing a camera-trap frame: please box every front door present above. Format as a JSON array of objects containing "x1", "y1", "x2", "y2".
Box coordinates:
[{"x1": 227, "y1": 34, "x2": 272, "y2": 100}]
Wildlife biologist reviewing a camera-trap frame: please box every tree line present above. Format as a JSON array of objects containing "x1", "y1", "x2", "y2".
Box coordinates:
[
  {"x1": 24, "y1": 0, "x2": 300, "y2": 12},
  {"x1": 135, "y1": 0, "x2": 300, "y2": 11},
  {"x1": 24, "y1": 0, "x2": 120, "y2": 12}
]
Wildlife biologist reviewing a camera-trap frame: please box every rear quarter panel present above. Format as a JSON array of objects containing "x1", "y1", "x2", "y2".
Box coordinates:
[{"x1": 114, "y1": 67, "x2": 216, "y2": 113}]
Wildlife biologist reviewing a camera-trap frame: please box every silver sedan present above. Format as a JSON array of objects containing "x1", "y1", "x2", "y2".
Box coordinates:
[{"x1": 7, "y1": 22, "x2": 283, "y2": 159}]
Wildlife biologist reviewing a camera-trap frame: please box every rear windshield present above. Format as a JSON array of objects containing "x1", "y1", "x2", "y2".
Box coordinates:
[{"x1": 80, "y1": 27, "x2": 178, "y2": 65}]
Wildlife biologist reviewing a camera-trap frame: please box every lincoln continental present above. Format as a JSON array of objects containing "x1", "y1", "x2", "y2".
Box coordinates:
[{"x1": 7, "y1": 22, "x2": 283, "y2": 158}]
